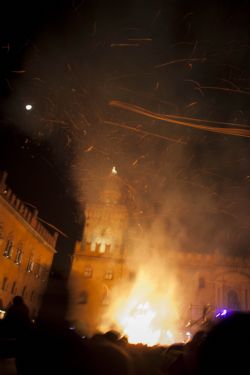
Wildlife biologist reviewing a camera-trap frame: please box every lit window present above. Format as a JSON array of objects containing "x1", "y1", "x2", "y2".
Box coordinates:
[
  {"x1": 102, "y1": 287, "x2": 110, "y2": 306},
  {"x1": 79, "y1": 291, "x2": 88, "y2": 304},
  {"x1": 84, "y1": 266, "x2": 93, "y2": 278},
  {"x1": 15, "y1": 249, "x2": 23, "y2": 265},
  {"x1": 90, "y1": 242, "x2": 96, "y2": 252},
  {"x1": 27, "y1": 255, "x2": 34, "y2": 273},
  {"x1": 2, "y1": 277, "x2": 8, "y2": 291},
  {"x1": 198, "y1": 277, "x2": 205, "y2": 289},
  {"x1": 104, "y1": 271, "x2": 113, "y2": 280},
  {"x1": 3, "y1": 239, "x2": 13, "y2": 258},
  {"x1": 100, "y1": 243, "x2": 106, "y2": 253}
]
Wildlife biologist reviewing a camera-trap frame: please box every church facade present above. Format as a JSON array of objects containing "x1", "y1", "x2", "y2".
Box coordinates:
[
  {"x1": 0, "y1": 171, "x2": 58, "y2": 317},
  {"x1": 69, "y1": 169, "x2": 250, "y2": 335}
]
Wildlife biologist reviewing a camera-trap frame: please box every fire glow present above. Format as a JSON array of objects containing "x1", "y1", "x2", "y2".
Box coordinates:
[{"x1": 100, "y1": 267, "x2": 181, "y2": 346}]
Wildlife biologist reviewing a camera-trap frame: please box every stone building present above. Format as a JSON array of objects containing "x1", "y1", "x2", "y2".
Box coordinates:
[
  {"x1": 0, "y1": 171, "x2": 58, "y2": 317},
  {"x1": 69, "y1": 168, "x2": 250, "y2": 336},
  {"x1": 69, "y1": 168, "x2": 130, "y2": 333}
]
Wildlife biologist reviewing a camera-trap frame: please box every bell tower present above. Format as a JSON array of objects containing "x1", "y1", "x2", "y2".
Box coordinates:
[
  {"x1": 83, "y1": 166, "x2": 128, "y2": 257},
  {"x1": 69, "y1": 167, "x2": 129, "y2": 334}
]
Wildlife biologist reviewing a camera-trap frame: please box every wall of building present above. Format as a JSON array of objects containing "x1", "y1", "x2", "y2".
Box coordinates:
[
  {"x1": 68, "y1": 171, "x2": 250, "y2": 336},
  {"x1": 0, "y1": 171, "x2": 57, "y2": 317},
  {"x1": 69, "y1": 249, "x2": 125, "y2": 334}
]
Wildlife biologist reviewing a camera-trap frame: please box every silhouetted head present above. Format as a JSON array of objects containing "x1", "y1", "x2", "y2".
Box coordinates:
[
  {"x1": 13, "y1": 295, "x2": 24, "y2": 305},
  {"x1": 197, "y1": 312, "x2": 250, "y2": 374},
  {"x1": 88, "y1": 341, "x2": 135, "y2": 375},
  {"x1": 104, "y1": 330, "x2": 121, "y2": 342}
]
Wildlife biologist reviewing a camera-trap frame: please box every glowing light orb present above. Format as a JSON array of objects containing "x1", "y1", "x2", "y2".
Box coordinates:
[
  {"x1": 25, "y1": 104, "x2": 32, "y2": 111},
  {"x1": 112, "y1": 166, "x2": 118, "y2": 175}
]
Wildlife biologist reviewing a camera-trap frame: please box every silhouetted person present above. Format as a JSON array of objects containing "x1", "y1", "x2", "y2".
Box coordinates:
[
  {"x1": 87, "y1": 339, "x2": 135, "y2": 375},
  {"x1": 3, "y1": 296, "x2": 31, "y2": 338},
  {"x1": 15, "y1": 272, "x2": 91, "y2": 375},
  {"x1": 197, "y1": 312, "x2": 250, "y2": 374}
]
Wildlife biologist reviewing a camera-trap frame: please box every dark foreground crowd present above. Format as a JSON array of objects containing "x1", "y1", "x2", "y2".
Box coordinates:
[{"x1": 1, "y1": 279, "x2": 250, "y2": 375}]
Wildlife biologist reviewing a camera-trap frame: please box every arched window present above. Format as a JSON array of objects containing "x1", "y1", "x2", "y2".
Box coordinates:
[
  {"x1": 79, "y1": 291, "x2": 88, "y2": 304},
  {"x1": 90, "y1": 242, "x2": 96, "y2": 252},
  {"x1": 27, "y1": 255, "x2": 34, "y2": 273},
  {"x1": 99, "y1": 242, "x2": 106, "y2": 253},
  {"x1": 104, "y1": 270, "x2": 113, "y2": 280},
  {"x1": 102, "y1": 285, "x2": 110, "y2": 306},
  {"x1": 84, "y1": 266, "x2": 93, "y2": 278},
  {"x1": 227, "y1": 289, "x2": 241, "y2": 310},
  {"x1": 15, "y1": 246, "x2": 23, "y2": 265}
]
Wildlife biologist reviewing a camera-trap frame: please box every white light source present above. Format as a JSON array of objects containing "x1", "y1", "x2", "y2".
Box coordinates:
[
  {"x1": 112, "y1": 166, "x2": 117, "y2": 175},
  {"x1": 25, "y1": 104, "x2": 32, "y2": 111}
]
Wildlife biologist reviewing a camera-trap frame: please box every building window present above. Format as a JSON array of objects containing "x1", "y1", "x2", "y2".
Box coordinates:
[
  {"x1": 22, "y1": 286, "x2": 27, "y2": 298},
  {"x1": 104, "y1": 271, "x2": 113, "y2": 280},
  {"x1": 90, "y1": 242, "x2": 96, "y2": 252},
  {"x1": 2, "y1": 277, "x2": 8, "y2": 291},
  {"x1": 100, "y1": 243, "x2": 106, "y2": 253},
  {"x1": 0, "y1": 223, "x2": 3, "y2": 244},
  {"x1": 40, "y1": 266, "x2": 49, "y2": 283},
  {"x1": 27, "y1": 255, "x2": 34, "y2": 273},
  {"x1": 3, "y1": 239, "x2": 13, "y2": 258},
  {"x1": 227, "y1": 289, "x2": 241, "y2": 310},
  {"x1": 84, "y1": 266, "x2": 93, "y2": 278},
  {"x1": 102, "y1": 286, "x2": 110, "y2": 306},
  {"x1": 198, "y1": 277, "x2": 205, "y2": 289},
  {"x1": 35, "y1": 263, "x2": 41, "y2": 279},
  {"x1": 79, "y1": 291, "x2": 88, "y2": 304},
  {"x1": 85, "y1": 242, "x2": 91, "y2": 252},
  {"x1": 11, "y1": 281, "x2": 16, "y2": 295},
  {"x1": 105, "y1": 244, "x2": 111, "y2": 252},
  {"x1": 30, "y1": 291, "x2": 35, "y2": 302},
  {"x1": 15, "y1": 249, "x2": 23, "y2": 265}
]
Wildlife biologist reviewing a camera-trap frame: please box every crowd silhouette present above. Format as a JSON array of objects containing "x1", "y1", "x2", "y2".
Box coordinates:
[{"x1": 1, "y1": 272, "x2": 250, "y2": 375}]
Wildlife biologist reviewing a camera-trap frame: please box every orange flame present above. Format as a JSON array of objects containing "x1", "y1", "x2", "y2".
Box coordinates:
[{"x1": 100, "y1": 268, "x2": 181, "y2": 346}]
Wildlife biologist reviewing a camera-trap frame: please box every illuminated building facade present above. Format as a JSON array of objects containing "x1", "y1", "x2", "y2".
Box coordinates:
[
  {"x1": 167, "y1": 250, "x2": 250, "y2": 323},
  {"x1": 69, "y1": 169, "x2": 250, "y2": 336},
  {"x1": 69, "y1": 169, "x2": 130, "y2": 333},
  {"x1": 0, "y1": 171, "x2": 58, "y2": 317}
]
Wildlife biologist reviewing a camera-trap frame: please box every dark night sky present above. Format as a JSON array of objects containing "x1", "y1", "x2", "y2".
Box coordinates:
[{"x1": 1, "y1": 1, "x2": 250, "y2": 275}]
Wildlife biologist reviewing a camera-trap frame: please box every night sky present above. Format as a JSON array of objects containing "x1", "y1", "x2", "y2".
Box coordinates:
[{"x1": 1, "y1": 1, "x2": 250, "y2": 275}]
